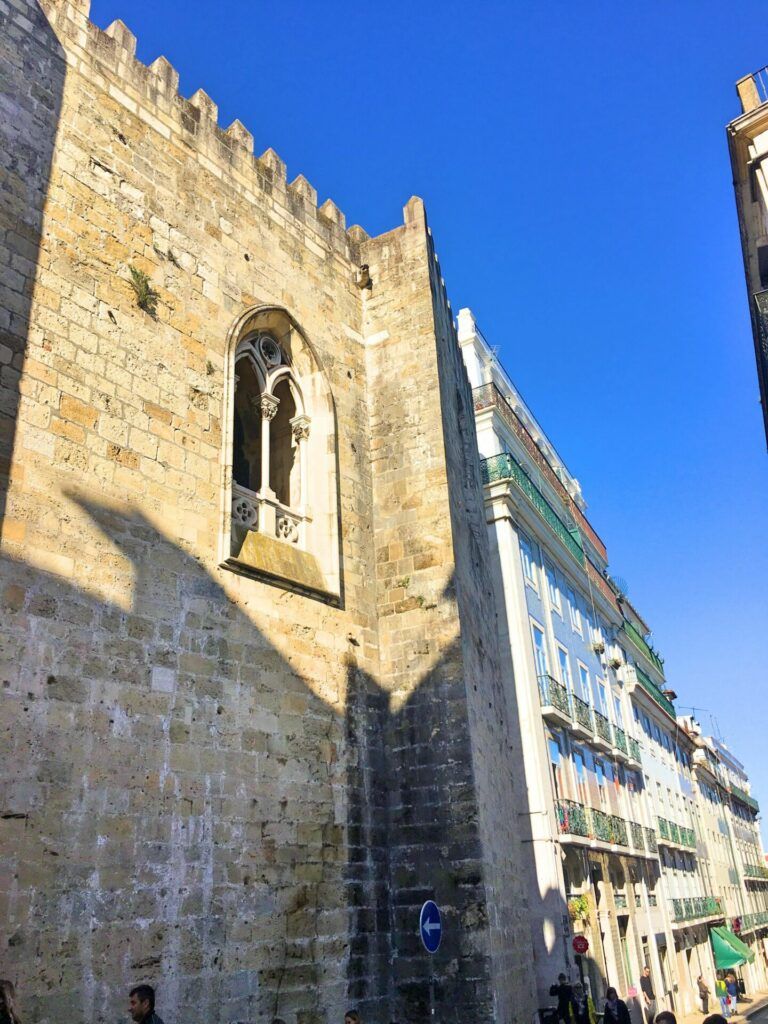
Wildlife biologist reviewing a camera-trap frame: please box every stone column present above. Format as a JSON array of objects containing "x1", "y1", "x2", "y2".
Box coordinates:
[
  {"x1": 290, "y1": 414, "x2": 310, "y2": 547},
  {"x1": 254, "y1": 393, "x2": 279, "y2": 536}
]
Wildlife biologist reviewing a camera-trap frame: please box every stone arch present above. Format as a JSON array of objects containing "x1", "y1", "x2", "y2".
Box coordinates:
[{"x1": 220, "y1": 305, "x2": 340, "y2": 600}]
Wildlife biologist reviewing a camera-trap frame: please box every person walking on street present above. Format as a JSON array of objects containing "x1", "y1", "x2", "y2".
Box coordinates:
[
  {"x1": 715, "y1": 976, "x2": 729, "y2": 1018},
  {"x1": 655, "y1": 1012, "x2": 677, "y2": 1024},
  {"x1": 0, "y1": 981, "x2": 22, "y2": 1024},
  {"x1": 550, "y1": 973, "x2": 574, "y2": 1023},
  {"x1": 640, "y1": 965, "x2": 656, "y2": 1024},
  {"x1": 698, "y1": 976, "x2": 711, "y2": 1015},
  {"x1": 725, "y1": 973, "x2": 738, "y2": 1016},
  {"x1": 603, "y1": 987, "x2": 631, "y2": 1024},
  {"x1": 128, "y1": 985, "x2": 164, "y2": 1024},
  {"x1": 572, "y1": 982, "x2": 590, "y2": 1024}
]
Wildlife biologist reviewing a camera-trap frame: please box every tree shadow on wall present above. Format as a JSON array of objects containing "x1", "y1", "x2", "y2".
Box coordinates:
[
  {"x1": 0, "y1": 1, "x2": 66, "y2": 529},
  {"x1": 0, "y1": 491, "x2": 550, "y2": 1024}
]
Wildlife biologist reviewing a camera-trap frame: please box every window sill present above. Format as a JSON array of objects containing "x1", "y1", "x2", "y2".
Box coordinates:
[{"x1": 223, "y1": 530, "x2": 340, "y2": 604}]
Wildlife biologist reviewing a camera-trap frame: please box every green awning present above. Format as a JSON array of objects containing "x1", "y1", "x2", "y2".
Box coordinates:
[{"x1": 711, "y1": 926, "x2": 755, "y2": 969}]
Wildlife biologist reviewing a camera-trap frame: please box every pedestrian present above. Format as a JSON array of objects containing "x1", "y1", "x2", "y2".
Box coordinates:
[
  {"x1": 702, "y1": 1016, "x2": 728, "y2": 1024},
  {"x1": 603, "y1": 987, "x2": 631, "y2": 1024},
  {"x1": 698, "y1": 975, "x2": 711, "y2": 1015},
  {"x1": 572, "y1": 982, "x2": 590, "y2": 1024},
  {"x1": 0, "y1": 981, "x2": 22, "y2": 1024},
  {"x1": 715, "y1": 976, "x2": 729, "y2": 1019},
  {"x1": 640, "y1": 965, "x2": 656, "y2": 1024},
  {"x1": 725, "y1": 973, "x2": 738, "y2": 1015},
  {"x1": 128, "y1": 985, "x2": 164, "y2": 1024},
  {"x1": 344, "y1": 1011, "x2": 361, "y2": 1024},
  {"x1": 549, "y1": 973, "x2": 574, "y2": 1023},
  {"x1": 655, "y1": 1013, "x2": 677, "y2": 1024}
]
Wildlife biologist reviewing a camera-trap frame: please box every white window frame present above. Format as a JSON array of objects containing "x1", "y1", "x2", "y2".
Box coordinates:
[
  {"x1": 557, "y1": 643, "x2": 573, "y2": 692},
  {"x1": 545, "y1": 561, "x2": 562, "y2": 614},
  {"x1": 519, "y1": 532, "x2": 538, "y2": 589},
  {"x1": 566, "y1": 585, "x2": 582, "y2": 635},
  {"x1": 577, "y1": 662, "x2": 591, "y2": 704},
  {"x1": 531, "y1": 620, "x2": 549, "y2": 677}
]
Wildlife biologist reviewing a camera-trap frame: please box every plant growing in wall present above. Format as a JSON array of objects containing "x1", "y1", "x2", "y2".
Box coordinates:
[
  {"x1": 128, "y1": 265, "x2": 159, "y2": 316},
  {"x1": 568, "y1": 894, "x2": 590, "y2": 922}
]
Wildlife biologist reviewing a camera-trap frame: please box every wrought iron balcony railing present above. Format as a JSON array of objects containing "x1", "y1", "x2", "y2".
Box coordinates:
[
  {"x1": 628, "y1": 736, "x2": 642, "y2": 763},
  {"x1": 555, "y1": 800, "x2": 630, "y2": 849},
  {"x1": 570, "y1": 693, "x2": 594, "y2": 732},
  {"x1": 731, "y1": 784, "x2": 760, "y2": 813},
  {"x1": 671, "y1": 895, "x2": 723, "y2": 923},
  {"x1": 538, "y1": 674, "x2": 571, "y2": 717},
  {"x1": 658, "y1": 817, "x2": 670, "y2": 840},
  {"x1": 594, "y1": 710, "x2": 612, "y2": 745},
  {"x1": 481, "y1": 452, "x2": 585, "y2": 565},
  {"x1": 646, "y1": 828, "x2": 658, "y2": 853},
  {"x1": 621, "y1": 620, "x2": 665, "y2": 677},
  {"x1": 633, "y1": 664, "x2": 674, "y2": 717},
  {"x1": 630, "y1": 821, "x2": 645, "y2": 850},
  {"x1": 613, "y1": 726, "x2": 628, "y2": 756}
]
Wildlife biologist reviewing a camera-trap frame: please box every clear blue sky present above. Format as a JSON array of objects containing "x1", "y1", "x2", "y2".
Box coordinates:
[{"x1": 90, "y1": 0, "x2": 768, "y2": 829}]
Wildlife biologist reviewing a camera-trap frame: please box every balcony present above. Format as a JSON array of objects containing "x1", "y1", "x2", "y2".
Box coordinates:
[
  {"x1": 538, "y1": 674, "x2": 572, "y2": 726},
  {"x1": 621, "y1": 620, "x2": 665, "y2": 678},
  {"x1": 615, "y1": 891, "x2": 628, "y2": 910},
  {"x1": 670, "y1": 895, "x2": 723, "y2": 926},
  {"x1": 630, "y1": 821, "x2": 645, "y2": 851},
  {"x1": 668, "y1": 821, "x2": 681, "y2": 845},
  {"x1": 744, "y1": 863, "x2": 768, "y2": 881},
  {"x1": 593, "y1": 710, "x2": 613, "y2": 751},
  {"x1": 628, "y1": 736, "x2": 642, "y2": 767},
  {"x1": 481, "y1": 452, "x2": 585, "y2": 566},
  {"x1": 612, "y1": 725, "x2": 629, "y2": 762},
  {"x1": 473, "y1": 382, "x2": 607, "y2": 560},
  {"x1": 742, "y1": 910, "x2": 768, "y2": 931},
  {"x1": 632, "y1": 664, "x2": 675, "y2": 718},
  {"x1": 680, "y1": 827, "x2": 697, "y2": 850},
  {"x1": 731, "y1": 784, "x2": 760, "y2": 814},
  {"x1": 570, "y1": 693, "x2": 595, "y2": 739},
  {"x1": 658, "y1": 817, "x2": 696, "y2": 850},
  {"x1": 646, "y1": 827, "x2": 658, "y2": 854},
  {"x1": 555, "y1": 800, "x2": 638, "y2": 852},
  {"x1": 648, "y1": 893, "x2": 658, "y2": 907},
  {"x1": 658, "y1": 817, "x2": 670, "y2": 841},
  {"x1": 556, "y1": 799, "x2": 591, "y2": 839}
]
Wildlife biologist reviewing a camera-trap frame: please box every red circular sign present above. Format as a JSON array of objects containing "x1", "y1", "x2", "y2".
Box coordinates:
[{"x1": 573, "y1": 936, "x2": 590, "y2": 955}]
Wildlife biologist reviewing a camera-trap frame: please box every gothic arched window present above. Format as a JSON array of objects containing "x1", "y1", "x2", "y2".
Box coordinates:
[{"x1": 223, "y1": 306, "x2": 339, "y2": 600}]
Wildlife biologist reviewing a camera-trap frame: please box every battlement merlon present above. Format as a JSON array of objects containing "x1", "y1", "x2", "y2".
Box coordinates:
[{"x1": 36, "y1": 0, "x2": 416, "y2": 260}]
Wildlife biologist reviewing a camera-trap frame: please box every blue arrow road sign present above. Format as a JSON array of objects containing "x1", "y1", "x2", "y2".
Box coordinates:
[{"x1": 419, "y1": 900, "x2": 442, "y2": 953}]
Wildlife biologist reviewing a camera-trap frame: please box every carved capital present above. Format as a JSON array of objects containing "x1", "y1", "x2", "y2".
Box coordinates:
[
  {"x1": 291, "y1": 414, "x2": 311, "y2": 442},
  {"x1": 258, "y1": 393, "x2": 280, "y2": 421}
]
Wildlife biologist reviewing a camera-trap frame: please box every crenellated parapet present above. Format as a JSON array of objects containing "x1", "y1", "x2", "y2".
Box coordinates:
[{"x1": 37, "y1": 0, "x2": 376, "y2": 261}]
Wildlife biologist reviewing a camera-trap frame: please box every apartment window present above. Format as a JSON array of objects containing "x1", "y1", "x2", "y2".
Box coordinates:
[
  {"x1": 577, "y1": 664, "x2": 591, "y2": 704},
  {"x1": 574, "y1": 748, "x2": 588, "y2": 802},
  {"x1": 613, "y1": 695, "x2": 623, "y2": 727},
  {"x1": 595, "y1": 758, "x2": 606, "y2": 803},
  {"x1": 545, "y1": 562, "x2": 561, "y2": 613},
  {"x1": 566, "y1": 587, "x2": 582, "y2": 634},
  {"x1": 595, "y1": 679, "x2": 608, "y2": 716},
  {"x1": 532, "y1": 622, "x2": 549, "y2": 677},
  {"x1": 549, "y1": 735, "x2": 563, "y2": 798},
  {"x1": 519, "y1": 533, "x2": 538, "y2": 587},
  {"x1": 557, "y1": 646, "x2": 573, "y2": 691}
]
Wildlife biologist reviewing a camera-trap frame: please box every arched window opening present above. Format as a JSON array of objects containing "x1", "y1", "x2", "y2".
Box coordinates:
[
  {"x1": 270, "y1": 377, "x2": 297, "y2": 506},
  {"x1": 223, "y1": 305, "x2": 340, "y2": 600},
  {"x1": 233, "y1": 358, "x2": 262, "y2": 492}
]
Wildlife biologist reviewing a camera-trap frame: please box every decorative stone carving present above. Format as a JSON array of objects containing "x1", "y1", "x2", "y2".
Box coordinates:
[
  {"x1": 258, "y1": 332, "x2": 282, "y2": 368},
  {"x1": 259, "y1": 393, "x2": 279, "y2": 420},
  {"x1": 291, "y1": 414, "x2": 310, "y2": 442},
  {"x1": 276, "y1": 515, "x2": 299, "y2": 543},
  {"x1": 232, "y1": 492, "x2": 258, "y2": 528}
]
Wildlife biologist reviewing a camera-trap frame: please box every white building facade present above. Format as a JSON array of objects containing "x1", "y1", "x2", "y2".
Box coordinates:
[{"x1": 458, "y1": 307, "x2": 768, "y2": 1016}]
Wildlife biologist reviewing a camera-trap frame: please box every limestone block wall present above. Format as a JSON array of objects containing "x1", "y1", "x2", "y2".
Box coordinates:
[
  {"x1": 0, "y1": 2, "x2": 537, "y2": 1023},
  {"x1": 356, "y1": 204, "x2": 537, "y2": 1024},
  {"x1": 0, "y1": 2, "x2": 376, "y2": 1021}
]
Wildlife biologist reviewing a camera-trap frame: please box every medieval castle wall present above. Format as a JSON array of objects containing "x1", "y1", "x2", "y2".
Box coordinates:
[{"x1": 0, "y1": 1, "x2": 536, "y2": 1021}]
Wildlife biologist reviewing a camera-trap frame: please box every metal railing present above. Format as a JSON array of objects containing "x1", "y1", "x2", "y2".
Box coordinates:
[
  {"x1": 671, "y1": 896, "x2": 723, "y2": 923},
  {"x1": 742, "y1": 910, "x2": 768, "y2": 930},
  {"x1": 613, "y1": 726, "x2": 628, "y2": 756},
  {"x1": 731, "y1": 784, "x2": 760, "y2": 813},
  {"x1": 633, "y1": 664, "x2": 674, "y2": 717},
  {"x1": 621, "y1": 620, "x2": 665, "y2": 676},
  {"x1": 646, "y1": 828, "x2": 658, "y2": 853},
  {"x1": 628, "y1": 736, "x2": 642, "y2": 763},
  {"x1": 556, "y1": 799, "x2": 629, "y2": 848},
  {"x1": 571, "y1": 692, "x2": 594, "y2": 732},
  {"x1": 658, "y1": 817, "x2": 670, "y2": 840},
  {"x1": 473, "y1": 382, "x2": 607, "y2": 559},
  {"x1": 538, "y1": 674, "x2": 571, "y2": 717},
  {"x1": 481, "y1": 452, "x2": 585, "y2": 565},
  {"x1": 658, "y1": 817, "x2": 696, "y2": 849},
  {"x1": 594, "y1": 710, "x2": 612, "y2": 745},
  {"x1": 744, "y1": 863, "x2": 768, "y2": 880},
  {"x1": 630, "y1": 821, "x2": 645, "y2": 850}
]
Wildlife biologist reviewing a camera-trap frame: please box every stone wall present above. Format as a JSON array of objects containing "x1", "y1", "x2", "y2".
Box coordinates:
[{"x1": 0, "y1": 2, "x2": 536, "y2": 1022}]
